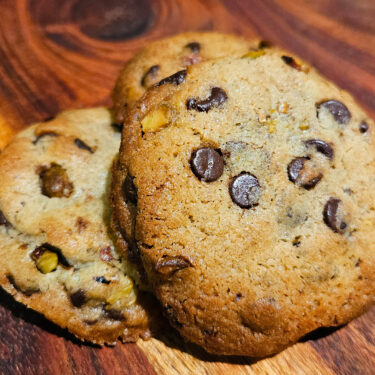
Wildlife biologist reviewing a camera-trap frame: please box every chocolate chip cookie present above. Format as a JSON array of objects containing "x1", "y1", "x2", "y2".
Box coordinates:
[
  {"x1": 112, "y1": 50, "x2": 375, "y2": 356},
  {"x1": 0, "y1": 108, "x2": 152, "y2": 344},
  {"x1": 112, "y1": 32, "x2": 262, "y2": 124}
]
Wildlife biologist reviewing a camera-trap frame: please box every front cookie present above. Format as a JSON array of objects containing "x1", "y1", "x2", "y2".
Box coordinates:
[{"x1": 113, "y1": 51, "x2": 375, "y2": 356}]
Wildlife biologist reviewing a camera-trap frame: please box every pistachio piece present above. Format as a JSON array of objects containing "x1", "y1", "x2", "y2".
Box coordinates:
[
  {"x1": 106, "y1": 278, "x2": 136, "y2": 308},
  {"x1": 31, "y1": 247, "x2": 58, "y2": 274},
  {"x1": 141, "y1": 106, "x2": 169, "y2": 133},
  {"x1": 242, "y1": 50, "x2": 266, "y2": 59}
]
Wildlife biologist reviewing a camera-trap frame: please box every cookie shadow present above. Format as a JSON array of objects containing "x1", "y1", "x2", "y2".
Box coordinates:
[
  {"x1": 0, "y1": 287, "x2": 100, "y2": 348},
  {"x1": 153, "y1": 318, "x2": 345, "y2": 364},
  {"x1": 152, "y1": 321, "x2": 261, "y2": 365},
  {"x1": 299, "y1": 325, "x2": 344, "y2": 342}
]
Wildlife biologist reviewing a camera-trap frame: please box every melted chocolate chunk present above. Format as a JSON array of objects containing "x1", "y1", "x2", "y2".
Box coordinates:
[
  {"x1": 141, "y1": 65, "x2": 160, "y2": 87},
  {"x1": 39, "y1": 163, "x2": 74, "y2": 198},
  {"x1": 122, "y1": 174, "x2": 137, "y2": 204},
  {"x1": 317, "y1": 100, "x2": 351, "y2": 125},
  {"x1": 155, "y1": 255, "x2": 193, "y2": 276},
  {"x1": 111, "y1": 123, "x2": 123, "y2": 132},
  {"x1": 190, "y1": 147, "x2": 224, "y2": 182},
  {"x1": 186, "y1": 87, "x2": 228, "y2": 112},
  {"x1": 229, "y1": 172, "x2": 261, "y2": 208},
  {"x1": 33, "y1": 132, "x2": 58, "y2": 145},
  {"x1": 70, "y1": 289, "x2": 87, "y2": 307},
  {"x1": 185, "y1": 41, "x2": 201, "y2": 54},
  {"x1": 281, "y1": 55, "x2": 301, "y2": 71},
  {"x1": 105, "y1": 309, "x2": 125, "y2": 321},
  {"x1": 0, "y1": 210, "x2": 11, "y2": 227},
  {"x1": 323, "y1": 197, "x2": 346, "y2": 233},
  {"x1": 93, "y1": 276, "x2": 111, "y2": 284},
  {"x1": 305, "y1": 139, "x2": 334, "y2": 159},
  {"x1": 287, "y1": 157, "x2": 322, "y2": 190},
  {"x1": 359, "y1": 121, "x2": 369, "y2": 133},
  {"x1": 74, "y1": 138, "x2": 94, "y2": 153},
  {"x1": 156, "y1": 69, "x2": 187, "y2": 87}
]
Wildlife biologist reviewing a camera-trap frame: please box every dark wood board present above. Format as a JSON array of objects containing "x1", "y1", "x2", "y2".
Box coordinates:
[{"x1": 0, "y1": 1, "x2": 374, "y2": 374}]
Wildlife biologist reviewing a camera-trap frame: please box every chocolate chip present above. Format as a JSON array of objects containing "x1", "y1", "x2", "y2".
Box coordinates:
[
  {"x1": 292, "y1": 236, "x2": 301, "y2": 247},
  {"x1": 185, "y1": 41, "x2": 200, "y2": 54},
  {"x1": 33, "y1": 243, "x2": 71, "y2": 267},
  {"x1": 93, "y1": 276, "x2": 111, "y2": 284},
  {"x1": 70, "y1": 289, "x2": 87, "y2": 307},
  {"x1": 123, "y1": 174, "x2": 137, "y2": 204},
  {"x1": 305, "y1": 139, "x2": 334, "y2": 159},
  {"x1": 111, "y1": 123, "x2": 123, "y2": 132},
  {"x1": 105, "y1": 309, "x2": 124, "y2": 321},
  {"x1": 258, "y1": 40, "x2": 272, "y2": 49},
  {"x1": 33, "y1": 132, "x2": 58, "y2": 145},
  {"x1": 141, "y1": 65, "x2": 160, "y2": 87},
  {"x1": 39, "y1": 163, "x2": 73, "y2": 198},
  {"x1": 229, "y1": 172, "x2": 261, "y2": 208},
  {"x1": 323, "y1": 197, "x2": 346, "y2": 233},
  {"x1": 281, "y1": 55, "x2": 301, "y2": 71},
  {"x1": 302, "y1": 174, "x2": 323, "y2": 190},
  {"x1": 74, "y1": 138, "x2": 94, "y2": 153},
  {"x1": 317, "y1": 100, "x2": 351, "y2": 125},
  {"x1": 359, "y1": 121, "x2": 369, "y2": 133},
  {"x1": 287, "y1": 157, "x2": 322, "y2": 190},
  {"x1": 155, "y1": 255, "x2": 193, "y2": 276},
  {"x1": 156, "y1": 69, "x2": 187, "y2": 87},
  {"x1": 190, "y1": 147, "x2": 224, "y2": 182},
  {"x1": 0, "y1": 210, "x2": 11, "y2": 227},
  {"x1": 287, "y1": 157, "x2": 307, "y2": 183},
  {"x1": 186, "y1": 87, "x2": 228, "y2": 112}
]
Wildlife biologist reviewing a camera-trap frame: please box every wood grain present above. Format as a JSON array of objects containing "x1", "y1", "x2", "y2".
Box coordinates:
[{"x1": 0, "y1": 0, "x2": 374, "y2": 374}]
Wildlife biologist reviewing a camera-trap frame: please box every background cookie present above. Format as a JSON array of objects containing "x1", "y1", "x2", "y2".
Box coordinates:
[
  {"x1": 112, "y1": 32, "x2": 263, "y2": 124},
  {"x1": 0, "y1": 108, "x2": 152, "y2": 344},
  {"x1": 113, "y1": 51, "x2": 375, "y2": 356}
]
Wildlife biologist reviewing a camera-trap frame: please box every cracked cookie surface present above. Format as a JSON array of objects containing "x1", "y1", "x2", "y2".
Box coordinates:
[
  {"x1": 112, "y1": 51, "x2": 375, "y2": 356},
  {"x1": 112, "y1": 32, "x2": 261, "y2": 124},
  {"x1": 0, "y1": 108, "x2": 152, "y2": 344}
]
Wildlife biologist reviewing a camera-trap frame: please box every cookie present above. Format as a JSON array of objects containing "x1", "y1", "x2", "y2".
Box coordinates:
[
  {"x1": 112, "y1": 32, "x2": 263, "y2": 124},
  {"x1": 0, "y1": 108, "x2": 153, "y2": 344},
  {"x1": 112, "y1": 50, "x2": 375, "y2": 356}
]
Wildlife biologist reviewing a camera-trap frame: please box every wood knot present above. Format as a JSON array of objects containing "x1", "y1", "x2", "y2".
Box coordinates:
[{"x1": 73, "y1": 0, "x2": 153, "y2": 40}]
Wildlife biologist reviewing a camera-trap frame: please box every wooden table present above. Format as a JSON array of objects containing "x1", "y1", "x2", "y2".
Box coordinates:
[{"x1": 0, "y1": 1, "x2": 374, "y2": 374}]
